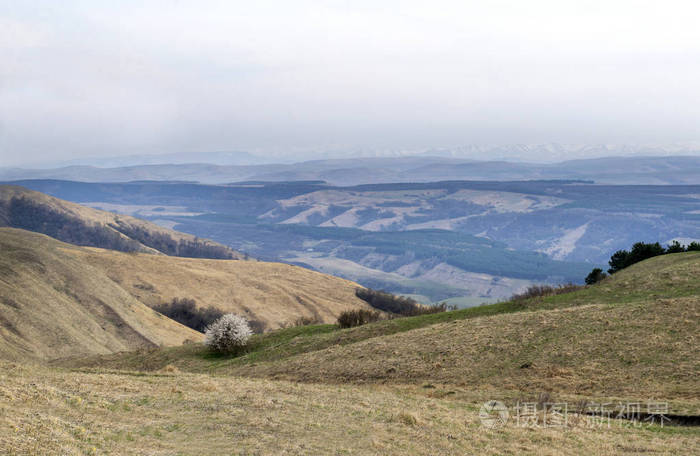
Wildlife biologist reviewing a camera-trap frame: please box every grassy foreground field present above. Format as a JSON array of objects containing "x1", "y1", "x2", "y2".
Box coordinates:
[
  {"x1": 2, "y1": 361, "x2": 698, "y2": 455},
  {"x1": 5, "y1": 251, "x2": 699, "y2": 454}
]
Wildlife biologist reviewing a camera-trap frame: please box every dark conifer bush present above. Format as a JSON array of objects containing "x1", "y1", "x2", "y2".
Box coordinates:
[{"x1": 584, "y1": 268, "x2": 607, "y2": 285}]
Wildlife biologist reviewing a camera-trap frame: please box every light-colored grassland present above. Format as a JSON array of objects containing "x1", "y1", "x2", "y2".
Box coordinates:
[
  {"x1": 2, "y1": 227, "x2": 698, "y2": 454},
  {"x1": 0, "y1": 228, "x2": 368, "y2": 361},
  {"x1": 1, "y1": 361, "x2": 697, "y2": 455}
]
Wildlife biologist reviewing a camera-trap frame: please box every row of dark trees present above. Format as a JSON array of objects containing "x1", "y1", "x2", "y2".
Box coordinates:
[
  {"x1": 3, "y1": 196, "x2": 236, "y2": 259},
  {"x1": 4, "y1": 196, "x2": 143, "y2": 252},
  {"x1": 110, "y1": 220, "x2": 236, "y2": 259},
  {"x1": 355, "y1": 288, "x2": 453, "y2": 316},
  {"x1": 585, "y1": 240, "x2": 700, "y2": 284}
]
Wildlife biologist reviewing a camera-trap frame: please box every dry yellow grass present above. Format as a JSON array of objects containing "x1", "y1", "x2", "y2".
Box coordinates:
[
  {"x1": 0, "y1": 228, "x2": 201, "y2": 361},
  {"x1": 1, "y1": 360, "x2": 697, "y2": 455},
  {"x1": 0, "y1": 228, "x2": 368, "y2": 361},
  {"x1": 73, "y1": 242, "x2": 370, "y2": 330},
  {"x1": 231, "y1": 297, "x2": 699, "y2": 404},
  {"x1": 57, "y1": 252, "x2": 700, "y2": 412}
]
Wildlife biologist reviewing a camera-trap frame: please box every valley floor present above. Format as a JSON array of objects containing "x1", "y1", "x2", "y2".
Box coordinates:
[{"x1": 1, "y1": 361, "x2": 698, "y2": 456}]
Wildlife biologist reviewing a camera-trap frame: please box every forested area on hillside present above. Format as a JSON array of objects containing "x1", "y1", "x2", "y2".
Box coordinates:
[{"x1": 0, "y1": 196, "x2": 237, "y2": 259}]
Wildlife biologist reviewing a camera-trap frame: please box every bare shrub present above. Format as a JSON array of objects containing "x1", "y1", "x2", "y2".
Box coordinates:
[
  {"x1": 247, "y1": 319, "x2": 267, "y2": 334},
  {"x1": 292, "y1": 315, "x2": 324, "y2": 327},
  {"x1": 153, "y1": 298, "x2": 223, "y2": 333},
  {"x1": 355, "y1": 288, "x2": 455, "y2": 317},
  {"x1": 278, "y1": 315, "x2": 323, "y2": 329},
  {"x1": 337, "y1": 309, "x2": 383, "y2": 328},
  {"x1": 412, "y1": 302, "x2": 457, "y2": 315},
  {"x1": 204, "y1": 314, "x2": 253, "y2": 353},
  {"x1": 510, "y1": 283, "x2": 583, "y2": 302}
]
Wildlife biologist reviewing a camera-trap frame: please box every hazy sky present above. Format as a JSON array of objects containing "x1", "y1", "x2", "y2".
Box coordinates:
[{"x1": 2, "y1": 1, "x2": 700, "y2": 166}]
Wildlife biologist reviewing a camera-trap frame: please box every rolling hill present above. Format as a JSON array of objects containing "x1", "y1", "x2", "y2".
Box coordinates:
[
  {"x1": 229, "y1": 252, "x2": 700, "y2": 401},
  {"x1": 4, "y1": 234, "x2": 698, "y2": 454},
  {"x1": 0, "y1": 185, "x2": 244, "y2": 259},
  {"x1": 0, "y1": 227, "x2": 369, "y2": 360},
  {"x1": 67, "y1": 251, "x2": 700, "y2": 406},
  {"x1": 9, "y1": 178, "x2": 699, "y2": 302},
  {"x1": 0, "y1": 228, "x2": 201, "y2": 361}
]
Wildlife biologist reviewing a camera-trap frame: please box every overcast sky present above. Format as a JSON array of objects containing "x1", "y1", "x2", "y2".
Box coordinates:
[{"x1": 2, "y1": 1, "x2": 700, "y2": 166}]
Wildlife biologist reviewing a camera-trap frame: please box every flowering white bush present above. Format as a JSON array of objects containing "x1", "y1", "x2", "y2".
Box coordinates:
[{"x1": 204, "y1": 314, "x2": 253, "y2": 353}]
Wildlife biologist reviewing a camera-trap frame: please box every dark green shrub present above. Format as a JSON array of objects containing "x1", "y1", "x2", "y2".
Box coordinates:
[
  {"x1": 584, "y1": 268, "x2": 607, "y2": 285},
  {"x1": 686, "y1": 241, "x2": 700, "y2": 252},
  {"x1": 608, "y1": 242, "x2": 666, "y2": 274},
  {"x1": 666, "y1": 240, "x2": 686, "y2": 253}
]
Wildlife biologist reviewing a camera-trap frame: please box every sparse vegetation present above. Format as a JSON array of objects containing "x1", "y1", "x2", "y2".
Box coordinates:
[
  {"x1": 337, "y1": 309, "x2": 383, "y2": 328},
  {"x1": 152, "y1": 298, "x2": 224, "y2": 332},
  {"x1": 510, "y1": 283, "x2": 583, "y2": 302},
  {"x1": 355, "y1": 288, "x2": 452, "y2": 316},
  {"x1": 204, "y1": 314, "x2": 253, "y2": 353},
  {"x1": 57, "y1": 250, "x2": 700, "y2": 379},
  {"x1": 289, "y1": 315, "x2": 325, "y2": 327}
]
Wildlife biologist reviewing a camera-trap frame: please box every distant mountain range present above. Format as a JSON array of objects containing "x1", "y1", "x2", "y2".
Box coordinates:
[
  {"x1": 13, "y1": 142, "x2": 700, "y2": 168},
  {"x1": 2, "y1": 155, "x2": 698, "y2": 185},
  {"x1": 43, "y1": 150, "x2": 268, "y2": 167}
]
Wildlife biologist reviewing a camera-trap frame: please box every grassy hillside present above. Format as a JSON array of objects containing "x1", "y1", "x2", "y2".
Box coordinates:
[
  {"x1": 0, "y1": 228, "x2": 369, "y2": 360},
  {"x1": 66, "y1": 252, "x2": 700, "y2": 406},
  {"x1": 0, "y1": 228, "x2": 201, "y2": 361},
  {"x1": 228, "y1": 253, "x2": 700, "y2": 402},
  {"x1": 0, "y1": 185, "x2": 244, "y2": 259},
  {"x1": 5, "y1": 237, "x2": 699, "y2": 453},
  {"x1": 72, "y1": 241, "x2": 370, "y2": 330}
]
